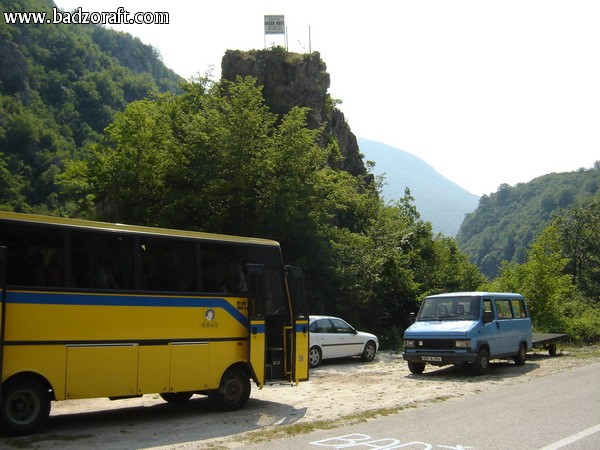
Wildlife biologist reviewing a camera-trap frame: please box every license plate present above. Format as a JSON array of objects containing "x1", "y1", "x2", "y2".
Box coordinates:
[{"x1": 422, "y1": 356, "x2": 442, "y2": 362}]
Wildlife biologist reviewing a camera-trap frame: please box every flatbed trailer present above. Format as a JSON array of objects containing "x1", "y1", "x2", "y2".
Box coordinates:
[{"x1": 532, "y1": 332, "x2": 568, "y2": 356}]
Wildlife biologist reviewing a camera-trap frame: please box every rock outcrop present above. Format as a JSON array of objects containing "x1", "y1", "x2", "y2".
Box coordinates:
[{"x1": 221, "y1": 48, "x2": 367, "y2": 177}]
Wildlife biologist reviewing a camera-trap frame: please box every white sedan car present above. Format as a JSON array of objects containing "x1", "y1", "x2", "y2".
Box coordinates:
[{"x1": 308, "y1": 315, "x2": 379, "y2": 368}]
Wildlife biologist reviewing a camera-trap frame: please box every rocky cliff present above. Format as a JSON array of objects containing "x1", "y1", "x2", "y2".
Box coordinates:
[{"x1": 221, "y1": 48, "x2": 367, "y2": 177}]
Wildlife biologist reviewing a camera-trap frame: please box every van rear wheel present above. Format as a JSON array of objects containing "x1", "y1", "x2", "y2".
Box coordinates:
[{"x1": 513, "y1": 343, "x2": 527, "y2": 366}]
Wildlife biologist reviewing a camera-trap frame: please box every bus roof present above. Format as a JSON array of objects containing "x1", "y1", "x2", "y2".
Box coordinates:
[{"x1": 0, "y1": 211, "x2": 280, "y2": 247}]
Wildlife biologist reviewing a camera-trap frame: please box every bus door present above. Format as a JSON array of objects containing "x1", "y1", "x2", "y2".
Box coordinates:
[
  {"x1": 246, "y1": 264, "x2": 266, "y2": 388},
  {"x1": 0, "y1": 246, "x2": 7, "y2": 395},
  {"x1": 285, "y1": 266, "x2": 309, "y2": 383}
]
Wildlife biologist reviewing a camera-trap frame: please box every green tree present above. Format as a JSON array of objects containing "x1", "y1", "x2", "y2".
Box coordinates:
[
  {"x1": 487, "y1": 223, "x2": 574, "y2": 332},
  {"x1": 555, "y1": 202, "x2": 600, "y2": 300}
]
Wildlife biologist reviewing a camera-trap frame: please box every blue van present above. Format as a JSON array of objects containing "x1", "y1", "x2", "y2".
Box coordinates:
[{"x1": 403, "y1": 292, "x2": 532, "y2": 375}]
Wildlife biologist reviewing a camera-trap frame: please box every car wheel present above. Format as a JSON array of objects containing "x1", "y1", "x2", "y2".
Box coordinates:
[
  {"x1": 513, "y1": 343, "x2": 527, "y2": 366},
  {"x1": 407, "y1": 361, "x2": 426, "y2": 374},
  {"x1": 472, "y1": 349, "x2": 490, "y2": 375},
  {"x1": 309, "y1": 346, "x2": 322, "y2": 368},
  {"x1": 361, "y1": 340, "x2": 376, "y2": 362}
]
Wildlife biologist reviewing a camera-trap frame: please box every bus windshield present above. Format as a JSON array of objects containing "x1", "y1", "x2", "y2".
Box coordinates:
[{"x1": 417, "y1": 296, "x2": 480, "y2": 321}]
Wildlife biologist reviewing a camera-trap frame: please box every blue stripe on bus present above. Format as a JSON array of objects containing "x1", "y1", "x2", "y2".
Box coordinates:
[{"x1": 6, "y1": 291, "x2": 249, "y2": 328}]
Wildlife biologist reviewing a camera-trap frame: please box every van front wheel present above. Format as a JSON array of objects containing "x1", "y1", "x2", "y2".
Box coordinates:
[
  {"x1": 472, "y1": 349, "x2": 490, "y2": 375},
  {"x1": 407, "y1": 361, "x2": 426, "y2": 374}
]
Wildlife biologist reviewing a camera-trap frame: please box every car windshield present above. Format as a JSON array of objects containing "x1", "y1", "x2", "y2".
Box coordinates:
[{"x1": 417, "y1": 296, "x2": 480, "y2": 321}]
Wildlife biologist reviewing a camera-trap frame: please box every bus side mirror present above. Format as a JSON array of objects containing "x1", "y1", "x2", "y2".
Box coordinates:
[
  {"x1": 409, "y1": 312, "x2": 416, "y2": 324},
  {"x1": 483, "y1": 311, "x2": 494, "y2": 324}
]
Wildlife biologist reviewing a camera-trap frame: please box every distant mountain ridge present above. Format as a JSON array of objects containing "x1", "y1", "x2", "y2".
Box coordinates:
[
  {"x1": 457, "y1": 165, "x2": 600, "y2": 278},
  {"x1": 358, "y1": 138, "x2": 479, "y2": 236}
]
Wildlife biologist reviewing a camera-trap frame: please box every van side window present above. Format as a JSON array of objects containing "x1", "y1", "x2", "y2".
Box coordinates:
[
  {"x1": 511, "y1": 299, "x2": 528, "y2": 318},
  {"x1": 495, "y1": 299, "x2": 513, "y2": 319},
  {"x1": 483, "y1": 299, "x2": 493, "y2": 315}
]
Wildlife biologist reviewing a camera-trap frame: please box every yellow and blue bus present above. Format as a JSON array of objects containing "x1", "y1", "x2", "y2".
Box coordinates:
[{"x1": 0, "y1": 212, "x2": 309, "y2": 435}]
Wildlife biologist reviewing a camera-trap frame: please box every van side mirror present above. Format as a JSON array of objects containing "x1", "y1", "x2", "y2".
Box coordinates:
[
  {"x1": 409, "y1": 312, "x2": 416, "y2": 324},
  {"x1": 483, "y1": 310, "x2": 494, "y2": 324}
]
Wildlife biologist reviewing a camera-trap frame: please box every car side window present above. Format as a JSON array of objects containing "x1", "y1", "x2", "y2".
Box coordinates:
[
  {"x1": 330, "y1": 318, "x2": 353, "y2": 333},
  {"x1": 311, "y1": 319, "x2": 333, "y2": 333}
]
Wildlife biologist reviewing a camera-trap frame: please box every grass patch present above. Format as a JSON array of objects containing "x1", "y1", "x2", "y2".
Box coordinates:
[
  {"x1": 232, "y1": 396, "x2": 453, "y2": 446},
  {"x1": 565, "y1": 344, "x2": 600, "y2": 358}
]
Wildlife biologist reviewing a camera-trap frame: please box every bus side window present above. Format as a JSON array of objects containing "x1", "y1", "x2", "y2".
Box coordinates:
[
  {"x1": 200, "y1": 244, "x2": 247, "y2": 294},
  {"x1": 71, "y1": 232, "x2": 134, "y2": 290},
  {"x1": 0, "y1": 223, "x2": 64, "y2": 288},
  {"x1": 139, "y1": 237, "x2": 196, "y2": 292}
]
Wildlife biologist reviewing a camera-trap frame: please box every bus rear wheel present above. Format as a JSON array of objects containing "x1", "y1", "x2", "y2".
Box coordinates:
[
  {"x1": 0, "y1": 377, "x2": 51, "y2": 436},
  {"x1": 208, "y1": 368, "x2": 250, "y2": 412}
]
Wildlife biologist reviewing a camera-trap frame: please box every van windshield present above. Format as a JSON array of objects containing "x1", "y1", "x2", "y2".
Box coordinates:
[{"x1": 417, "y1": 296, "x2": 480, "y2": 321}]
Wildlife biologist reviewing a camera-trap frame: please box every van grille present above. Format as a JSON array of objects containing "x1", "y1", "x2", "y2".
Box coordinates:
[{"x1": 414, "y1": 339, "x2": 455, "y2": 350}]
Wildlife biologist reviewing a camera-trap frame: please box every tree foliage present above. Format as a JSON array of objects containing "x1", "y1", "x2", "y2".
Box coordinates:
[
  {"x1": 487, "y1": 214, "x2": 600, "y2": 342},
  {"x1": 554, "y1": 202, "x2": 600, "y2": 300},
  {"x1": 0, "y1": 0, "x2": 181, "y2": 212}
]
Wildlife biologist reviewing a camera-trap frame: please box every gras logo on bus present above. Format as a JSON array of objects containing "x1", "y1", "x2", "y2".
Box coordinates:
[{"x1": 203, "y1": 308, "x2": 218, "y2": 327}]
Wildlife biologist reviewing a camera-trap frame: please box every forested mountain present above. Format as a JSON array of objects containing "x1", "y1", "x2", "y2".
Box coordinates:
[
  {"x1": 358, "y1": 138, "x2": 479, "y2": 236},
  {"x1": 0, "y1": 0, "x2": 182, "y2": 213},
  {"x1": 457, "y1": 164, "x2": 600, "y2": 278}
]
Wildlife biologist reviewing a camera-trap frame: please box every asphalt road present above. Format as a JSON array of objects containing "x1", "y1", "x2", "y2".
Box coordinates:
[{"x1": 249, "y1": 361, "x2": 600, "y2": 450}]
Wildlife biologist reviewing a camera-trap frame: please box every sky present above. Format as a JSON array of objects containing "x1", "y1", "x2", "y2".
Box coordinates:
[{"x1": 55, "y1": 0, "x2": 600, "y2": 196}]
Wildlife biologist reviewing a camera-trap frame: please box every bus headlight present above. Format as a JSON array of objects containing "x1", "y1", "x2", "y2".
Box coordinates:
[
  {"x1": 455, "y1": 340, "x2": 471, "y2": 348},
  {"x1": 404, "y1": 340, "x2": 416, "y2": 348}
]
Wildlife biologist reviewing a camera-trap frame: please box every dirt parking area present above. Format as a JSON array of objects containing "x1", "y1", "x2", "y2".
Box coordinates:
[{"x1": 4, "y1": 347, "x2": 600, "y2": 449}]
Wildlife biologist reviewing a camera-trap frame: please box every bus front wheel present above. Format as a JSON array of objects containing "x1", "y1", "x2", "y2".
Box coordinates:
[
  {"x1": 208, "y1": 368, "x2": 250, "y2": 412},
  {"x1": 0, "y1": 377, "x2": 51, "y2": 436}
]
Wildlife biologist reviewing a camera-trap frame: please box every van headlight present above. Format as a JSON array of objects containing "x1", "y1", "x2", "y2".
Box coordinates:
[
  {"x1": 404, "y1": 340, "x2": 416, "y2": 348},
  {"x1": 455, "y1": 340, "x2": 471, "y2": 348}
]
